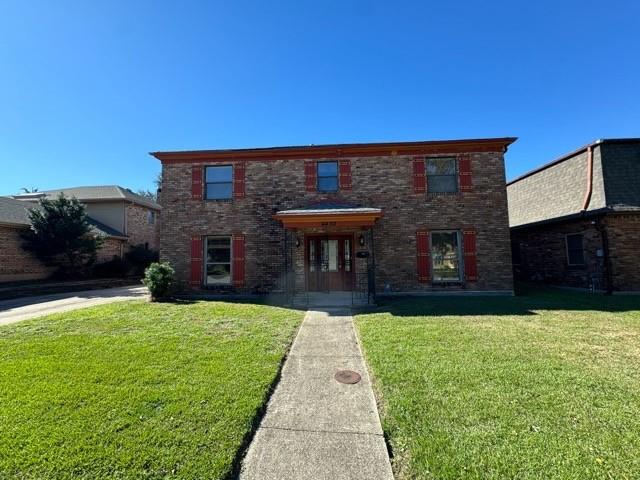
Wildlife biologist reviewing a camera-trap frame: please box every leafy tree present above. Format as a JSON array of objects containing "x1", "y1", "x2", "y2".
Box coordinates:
[{"x1": 22, "y1": 194, "x2": 103, "y2": 277}]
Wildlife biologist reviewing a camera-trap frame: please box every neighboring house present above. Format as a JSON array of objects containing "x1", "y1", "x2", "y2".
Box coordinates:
[
  {"x1": 13, "y1": 186, "x2": 161, "y2": 252},
  {"x1": 152, "y1": 138, "x2": 516, "y2": 299},
  {"x1": 0, "y1": 196, "x2": 127, "y2": 282},
  {"x1": 507, "y1": 138, "x2": 640, "y2": 292}
]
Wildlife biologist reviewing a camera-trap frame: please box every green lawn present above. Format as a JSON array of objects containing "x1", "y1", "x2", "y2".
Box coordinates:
[
  {"x1": 356, "y1": 286, "x2": 640, "y2": 479},
  {"x1": 0, "y1": 300, "x2": 303, "y2": 480}
]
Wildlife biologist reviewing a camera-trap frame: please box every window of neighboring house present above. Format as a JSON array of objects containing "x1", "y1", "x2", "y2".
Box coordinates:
[
  {"x1": 431, "y1": 231, "x2": 462, "y2": 282},
  {"x1": 566, "y1": 234, "x2": 585, "y2": 266},
  {"x1": 205, "y1": 165, "x2": 233, "y2": 200},
  {"x1": 317, "y1": 161, "x2": 339, "y2": 192},
  {"x1": 426, "y1": 157, "x2": 458, "y2": 193},
  {"x1": 147, "y1": 210, "x2": 155, "y2": 225},
  {"x1": 206, "y1": 236, "x2": 232, "y2": 285}
]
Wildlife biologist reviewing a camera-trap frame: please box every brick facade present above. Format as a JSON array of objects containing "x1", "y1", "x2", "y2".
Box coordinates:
[
  {"x1": 512, "y1": 213, "x2": 640, "y2": 292},
  {"x1": 0, "y1": 225, "x2": 53, "y2": 282},
  {"x1": 508, "y1": 139, "x2": 640, "y2": 292},
  {"x1": 158, "y1": 141, "x2": 515, "y2": 295},
  {"x1": 95, "y1": 237, "x2": 125, "y2": 263},
  {"x1": 125, "y1": 204, "x2": 159, "y2": 250}
]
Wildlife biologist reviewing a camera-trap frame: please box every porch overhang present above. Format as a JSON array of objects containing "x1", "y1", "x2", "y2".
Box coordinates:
[{"x1": 273, "y1": 207, "x2": 383, "y2": 229}]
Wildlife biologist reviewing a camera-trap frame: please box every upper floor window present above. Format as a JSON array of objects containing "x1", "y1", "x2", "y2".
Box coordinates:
[
  {"x1": 426, "y1": 157, "x2": 457, "y2": 193},
  {"x1": 317, "y1": 161, "x2": 339, "y2": 192},
  {"x1": 431, "y1": 231, "x2": 462, "y2": 282},
  {"x1": 206, "y1": 165, "x2": 233, "y2": 200},
  {"x1": 566, "y1": 234, "x2": 585, "y2": 266}
]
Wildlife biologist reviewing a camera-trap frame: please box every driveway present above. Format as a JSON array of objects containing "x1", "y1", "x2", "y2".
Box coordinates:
[{"x1": 0, "y1": 286, "x2": 149, "y2": 326}]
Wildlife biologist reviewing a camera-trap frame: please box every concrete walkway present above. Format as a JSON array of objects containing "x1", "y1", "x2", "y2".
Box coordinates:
[
  {"x1": 0, "y1": 286, "x2": 149, "y2": 326},
  {"x1": 240, "y1": 308, "x2": 393, "y2": 480}
]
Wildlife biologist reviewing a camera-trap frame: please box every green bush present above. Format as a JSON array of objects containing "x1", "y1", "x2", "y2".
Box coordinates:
[
  {"x1": 125, "y1": 244, "x2": 159, "y2": 275},
  {"x1": 93, "y1": 257, "x2": 130, "y2": 278},
  {"x1": 142, "y1": 262, "x2": 175, "y2": 301}
]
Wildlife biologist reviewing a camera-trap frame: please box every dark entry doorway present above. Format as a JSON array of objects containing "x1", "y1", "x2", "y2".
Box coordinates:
[{"x1": 305, "y1": 235, "x2": 354, "y2": 291}]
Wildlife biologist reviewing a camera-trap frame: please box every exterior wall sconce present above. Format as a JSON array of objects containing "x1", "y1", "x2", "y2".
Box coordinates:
[
  {"x1": 359, "y1": 234, "x2": 365, "y2": 246},
  {"x1": 295, "y1": 236, "x2": 301, "y2": 248}
]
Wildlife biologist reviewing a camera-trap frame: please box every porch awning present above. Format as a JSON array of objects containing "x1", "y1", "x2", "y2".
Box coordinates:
[{"x1": 273, "y1": 206, "x2": 383, "y2": 229}]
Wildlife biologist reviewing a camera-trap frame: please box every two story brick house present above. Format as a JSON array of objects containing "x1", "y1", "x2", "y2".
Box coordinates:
[
  {"x1": 508, "y1": 138, "x2": 640, "y2": 292},
  {"x1": 153, "y1": 138, "x2": 516, "y2": 301}
]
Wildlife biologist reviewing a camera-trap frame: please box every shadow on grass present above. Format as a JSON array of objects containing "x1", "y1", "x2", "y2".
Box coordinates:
[{"x1": 370, "y1": 283, "x2": 640, "y2": 317}]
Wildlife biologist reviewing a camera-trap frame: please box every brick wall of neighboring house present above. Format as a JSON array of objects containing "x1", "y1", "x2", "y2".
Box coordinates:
[
  {"x1": 605, "y1": 213, "x2": 640, "y2": 291},
  {"x1": 125, "y1": 204, "x2": 159, "y2": 250},
  {"x1": 511, "y1": 218, "x2": 605, "y2": 290},
  {"x1": 160, "y1": 151, "x2": 514, "y2": 294},
  {"x1": 0, "y1": 225, "x2": 53, "y2": 282},
  {"x1": 511, "y1": 213, "x2": 640, "y2": 292},
  {"x1": 95, "y1": 237, "x2": 125, "y2": 263}
]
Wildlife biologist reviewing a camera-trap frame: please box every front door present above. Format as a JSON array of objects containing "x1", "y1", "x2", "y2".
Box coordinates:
[{"x1": 306, "y1": 235, "x2": 354, "y2": 291}]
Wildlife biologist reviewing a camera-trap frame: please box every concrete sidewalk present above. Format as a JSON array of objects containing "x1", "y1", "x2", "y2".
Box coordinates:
[
  {"x1": 0, "y1": 286, "x2": 149, "y2": 326},
  {"x1": 240, "y1": 308, "x2": 393, "y2": 480}
]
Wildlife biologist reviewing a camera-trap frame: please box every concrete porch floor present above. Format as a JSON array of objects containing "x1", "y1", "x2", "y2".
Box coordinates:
[{"x1": 291, "y1": 291, "x2": 371, "y2": 308}]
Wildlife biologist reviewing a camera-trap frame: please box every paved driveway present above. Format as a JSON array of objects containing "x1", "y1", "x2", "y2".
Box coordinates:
[{"x1": 0, "y1": 286, "x2": 149, "y2": 326}]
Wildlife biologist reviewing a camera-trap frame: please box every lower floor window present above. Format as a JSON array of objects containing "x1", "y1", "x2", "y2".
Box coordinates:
[
  {"x1": 431, "y1": 231, "x2": 462, "y2": 282},
  {"x1": 206, "y1": 236, "x2": 231, "y2": 285},
  {"x1": 566, "y1": 233, "x2": 585, "y2": 266}
]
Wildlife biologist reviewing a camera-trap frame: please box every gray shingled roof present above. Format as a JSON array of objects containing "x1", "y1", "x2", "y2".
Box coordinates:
[
  {"x1": 13, "y1": 185, "x2": 160, "y2": 210},
  {"x1": 0, "y1": 196, "x2": 125, "y2": 238},
  {"x1": 0, "y1": 197, "x2": 34, "y2": 226}
]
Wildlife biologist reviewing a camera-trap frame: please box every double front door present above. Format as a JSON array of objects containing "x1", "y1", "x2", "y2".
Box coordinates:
[{"x1": 306, "y1": 235, "x2": 354, "y2": 291}]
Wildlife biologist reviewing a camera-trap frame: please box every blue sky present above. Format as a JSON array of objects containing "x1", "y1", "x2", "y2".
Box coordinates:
[{"x1": 1, "y1": 0, "x2": 638, "y2": 194}]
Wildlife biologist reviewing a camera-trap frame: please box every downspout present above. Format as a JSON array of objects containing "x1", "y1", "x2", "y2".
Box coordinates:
[
  {"x1": 581, "y1": 145, "x2": 594, "y2": 211},
  {"x1": 594, "y1": 217, "x2": 613, "y2": 295}
]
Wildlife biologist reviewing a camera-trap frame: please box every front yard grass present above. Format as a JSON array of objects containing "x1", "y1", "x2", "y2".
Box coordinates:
[
  {"x1": 356, "y1": 286, "x2": 640, "y2": 479},
  {"x1": 0, "y1": 300, "x2": 304, "y2": 479}
]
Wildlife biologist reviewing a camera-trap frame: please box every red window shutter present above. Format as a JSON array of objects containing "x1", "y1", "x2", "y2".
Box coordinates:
[
  {"x1": 190, "y1": 235, "x2": 203, "y2": 287},
  {"x1": 463, "y1": 228, "x2": 478, "y2": 281},
  {"x1": 233, "y1": 161, "x2": 246, "y2": 198},
  {"x1": 232, "y1": 233, "x2": 246, "y2": 287},
  {"x1": 192, "y1": 166, "x2": 203, "y2": 200},
  {"x1": 339, "y1": 159, "x2": 352, "y2": 190},
  {"x1": 304, "y1": 160, "x2": 317, "y2": 192},
  {"x1": 459, "y1": 154, "x2": 472, "y2": 192},
  {"x1": 416, "y1": 230, "x2": 431, "y2": 282},
  {"x1": 413, "y1": 157, "x2": 426, "y2": 194}
]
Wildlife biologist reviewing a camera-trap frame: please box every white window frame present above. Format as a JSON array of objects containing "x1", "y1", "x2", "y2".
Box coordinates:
[
  {"x1": 205, "y1": 165, "x2": 234, "y2": 200},
  {"x1": 205, "y1": 236, "x2": 232, "y2": 285},
  {"x1": 430, "y1": 230, "x2": 463, "y2": 283},
  {"x1": 565, "y1": 233, "x2": 585, "y2": 266}
]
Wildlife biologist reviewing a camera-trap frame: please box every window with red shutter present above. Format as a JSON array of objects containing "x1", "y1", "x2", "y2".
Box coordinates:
[
  {"x1": 232, "y1": 233, "x2": 246, "y2": 287},
  {"x1": 413, "y1": 157, "x2": 426, "y2": 194},
  {"x1": 305, "y1": 161, "x2": 317, "y2": 192},
  {"x1": 233, "y1": 161, "x2": 246, "y2": 198},
  {"x1": 190, "y1": 235, "x2": 203, "y2": 287},
  {"x1": 463, "y1": 228, "x2": 478, "y2": 281},
  {"x1": 458, "y1": 154, "x2": 473, "y2": 192},
  {"x1": 416, "y1": 230, "x2": 431, "y2": 282},
  {"x1": 339, "y1": 159, "x2": 352, "y2": 190},
  {"x1": 191, "y1": 166, "x2": 203, "y2": 200}
]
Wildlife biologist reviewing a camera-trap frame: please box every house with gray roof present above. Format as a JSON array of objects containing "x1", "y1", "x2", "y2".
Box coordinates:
[
  {"x1": 1, "y1": 186, "x2": 160, "y2": 283},
  {"x1": 507, "y1": 138, "x2": 640, "y2": 292}
]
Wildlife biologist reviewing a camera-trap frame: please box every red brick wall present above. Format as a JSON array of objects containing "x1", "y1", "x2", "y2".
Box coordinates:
[
  {"x1": 160, "y1": 152, "x2": 514, "y2": 293},
  {"x1": 125, "y1": 204, "x2": 159, "y2": 250},
  {"x1": 605, "y1": 213, "x2": 640, "y2": 291},
  {"x1": 95, "y1": 237, "x2": 125, "y2": 263},
  {"x1": 511, "y1": 213, "x2": 640, "y2": 292},
  {"x1": 0, "y1": 225, "x2": 53, "y2": 282}
]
